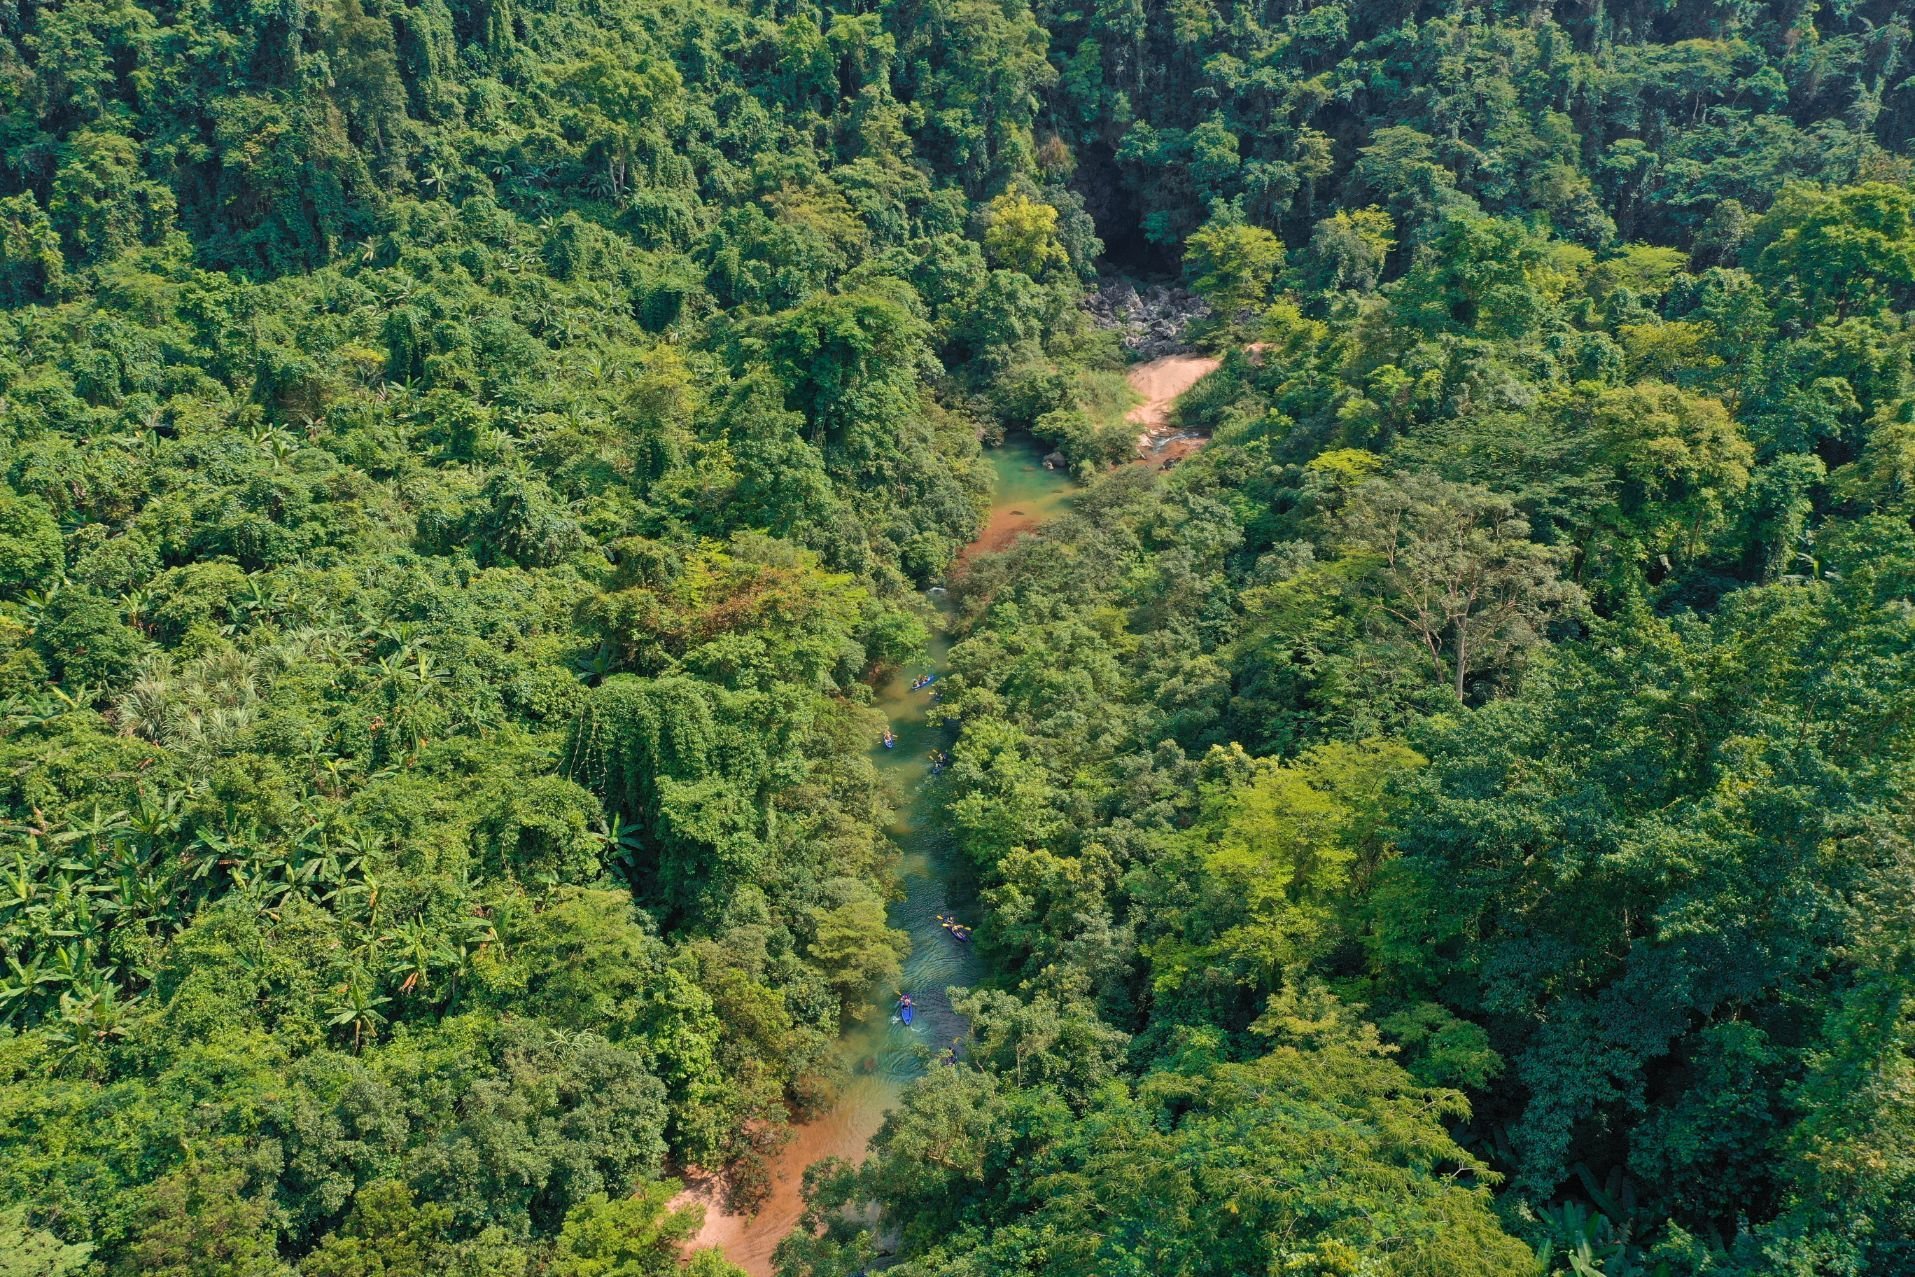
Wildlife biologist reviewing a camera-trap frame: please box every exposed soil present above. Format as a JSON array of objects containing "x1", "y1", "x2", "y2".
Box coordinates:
[
  {"x1": 952, "y1": 507, "x2": 1041, "y2": 570},
  {"x1": 1127, "y1": 353, "x2": 1222, "y2": 466}
]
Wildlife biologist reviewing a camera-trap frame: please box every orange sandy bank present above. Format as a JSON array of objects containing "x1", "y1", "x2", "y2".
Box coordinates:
[{"x1": 1128, "y1": 352, "x2": 1222, "y2": 465}]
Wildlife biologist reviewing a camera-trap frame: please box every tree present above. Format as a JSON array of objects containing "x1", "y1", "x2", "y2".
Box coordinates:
[
  {"x1": 1562, "y1": 380, "x2": 1754, "y2": 576},
  {"x1": 300, "y1": 1181, "x2": 454, "y2": 1277},
  {"x1": 951, "y1": 980, "x2": 1127, "y2": 1101},
  {"x1": 1390, "y1": 214, "x2": 1571, "y2": 340},
  {"x1": 548, "y1": 1185, "x2": 743, "y2": 1277},
  {"x1": 563, "y1": 46, "x2": 686, "y2": 212},
  {"x1": 34, "y1": 591, "x2": 146, "y2": 690},
  {"x1": 806, "y1": 882, "x2": 908, "y2": 1018},
  {"x1": 0, "y1": 496, "x2": 62, "y2": 598},
  {"x1": 1331, "y1": 472, "x2": 1584, "y2": 699},
  {"x1": 477, "y1": 889, "x2": 718, "y2": 1163},
  {"x1": 564, "y1": 674, "x2": 766, "y2": 919},
  {"x1": 943, "y1": 717, "x2": 1067, "y2": 873},
  {"x1": 1142, "y1": 740, "x2": 1423, "y2": 999},
  {"x1": 1183, "y1": 221, "x2": 1283, "y2": 321},
  {"x1": 0, "y1": 194, "x2": 67, "y2": 303},
  {"x1": 476, "y1": 776, "x2": 605, "y2": 886},
  {"x1": 1302, "y1": 207, "x2": 1394, "y2": 296},
  {"x1": 982, "y1": 194, "x2": 1067, "y2": 277},
  {"x1": 717, "y1": 372, "x2": 841, "y2": 538},
  {"x1": 113, "y1": 1159, "x2": 287, "y2": 1277},
  {"x1": 0, "y1": 1207, "x2": 90, "y2": 1277},
  {"x1": 754, "y1": 290, "x2": 937, "y2": 479},
  {"x1": 1749, "y1": 183, "x2": 1915, "y2": 326}
]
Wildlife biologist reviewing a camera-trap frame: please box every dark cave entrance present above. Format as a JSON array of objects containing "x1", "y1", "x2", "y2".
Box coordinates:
[{"x1": 1073, "y1": 141, "x2": 1176, "y2": 278}]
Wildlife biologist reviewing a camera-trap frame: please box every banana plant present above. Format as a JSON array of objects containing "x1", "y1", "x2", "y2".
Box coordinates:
[
  {"x1": 43, "y1": 987, "x2": 131, "y2": 1076},
  {"x1": 338, "y1": 869, "x2": 385, "y2": 930},
  {"x1": 381, "y1": 914, "x2": 453, "y2": 1000},
  {"x1": 326, "y1": 969, "x2": 390, "y2": 1054},
  {"x1": 573, "y1": 641, "x2": 618, "y2": 684},
  {"x1": 1, "y1": 851, "x2": 41, "y2": 916},
  {"x1": 436, "y1": 910, "x2": 499, "y2": 1018}
]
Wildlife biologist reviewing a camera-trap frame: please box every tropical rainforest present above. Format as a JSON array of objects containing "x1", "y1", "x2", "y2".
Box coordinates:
[{"x1": 2, "y1": 0, "x2": 1913, "y2": 1272}]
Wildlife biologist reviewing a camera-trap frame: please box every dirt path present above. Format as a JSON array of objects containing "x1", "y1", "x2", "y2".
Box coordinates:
[{"x1": 1127, "y1": 352, "x2": 1222, "y2": 466}]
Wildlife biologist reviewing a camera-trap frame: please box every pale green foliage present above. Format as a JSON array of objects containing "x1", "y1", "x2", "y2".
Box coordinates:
[
  {"x1": 1184, "y1": 220, "x2": 1284, "y2": 319},
  {"x1": 0, "y1": 1207, "x2": 91, "y2": 1277},
  {"x1": 983, "y1": 194, "x2": 1068, "y2": 277},
  {"x1": 549, "y1": 1186, "x2": 741, "y2": 1277}
]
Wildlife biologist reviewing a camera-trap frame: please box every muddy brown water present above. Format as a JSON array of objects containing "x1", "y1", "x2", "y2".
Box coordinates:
[{"x1": 679, "y1": 435, "x2": 1075, "y2": 1274}]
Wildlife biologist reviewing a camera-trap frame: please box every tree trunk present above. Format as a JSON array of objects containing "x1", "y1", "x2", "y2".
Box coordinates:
[{"x1": 1453, "y1": 619, "x2": 1468, "y2": 700}]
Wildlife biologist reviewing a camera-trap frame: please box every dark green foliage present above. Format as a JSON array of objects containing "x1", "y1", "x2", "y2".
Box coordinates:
[
  {"x1": 0, "y1": 0, "x2": 1076, "y2": 1258},
  {"x1": 795, "y1": 4, "x2": 1915, "y2": 1259},
  {"x1": 1047, "y1": 0, "x2": 1910, "y2": 256},
  {"x1": 35, "y1": 590, "x2": 147, "y2": 688},
  {"x1": 0, "y1": 496, "x2": 62, "y2": 598},
  {"x1": 5, "y1": 0, "x2": 1915, "y2": 1272},
  {"x1": 475, "y1": 775, "x2": 605, "y2": 886}
]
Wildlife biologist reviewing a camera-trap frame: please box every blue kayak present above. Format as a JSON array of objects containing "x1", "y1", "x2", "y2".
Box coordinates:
[{"x1": 898, "y1": 993, "x2": 915, "y2": 1025}]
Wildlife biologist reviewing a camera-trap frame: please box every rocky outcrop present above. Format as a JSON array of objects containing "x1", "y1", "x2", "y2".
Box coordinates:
[{"x1": 1085, "y1": 279, "x2": 1210, "y2": 358}]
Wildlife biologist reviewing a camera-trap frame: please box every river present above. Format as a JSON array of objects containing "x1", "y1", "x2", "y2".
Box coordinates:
[{"x1": 684, "y1": 435, "x2": 1076, "y2": 1274}]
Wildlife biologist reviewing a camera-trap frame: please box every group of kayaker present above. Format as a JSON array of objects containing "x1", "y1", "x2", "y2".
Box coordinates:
[
  {"x1": 885, "y1": 665, "x2": 971, "y2": 1034},
  {"x1": 875, "y1": 730, "x2": 953, "y2": 779},
  {"x1": 895, "y1": 914, "x2": 974, "y2": 1025},
  {"x1": 880, "y1": 671, "x2": 946, "y2": 748}
]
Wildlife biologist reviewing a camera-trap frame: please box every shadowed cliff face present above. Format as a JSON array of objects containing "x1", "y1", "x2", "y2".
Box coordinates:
[{"x1": 1070, "y1": 141, "x2": 1173, "y2": 276}]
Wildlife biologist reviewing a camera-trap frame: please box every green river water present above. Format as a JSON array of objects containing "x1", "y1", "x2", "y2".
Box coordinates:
[{"x1": 687, "y1": 436, "x2": 1075, "y2": 1274}]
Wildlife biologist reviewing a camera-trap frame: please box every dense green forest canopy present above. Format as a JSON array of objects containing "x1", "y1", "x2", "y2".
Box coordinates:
[{"x1": 1, "y1": 0, "x2": 1913, "y2": 1272}]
